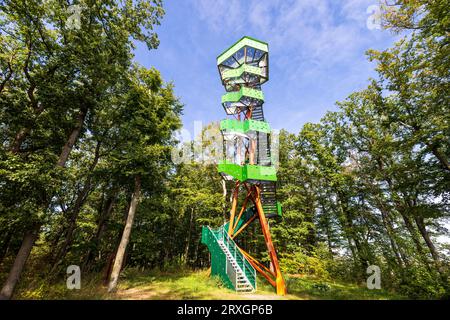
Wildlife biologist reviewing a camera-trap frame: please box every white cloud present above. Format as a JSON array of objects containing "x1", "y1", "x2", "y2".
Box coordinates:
[
  {"x1": 248, "y1": 0, "x2": 274, "y2": 33},
  {"x1": 342, "y1": 0, "x2": 378, "y2": 24},
  {"x1": 188, "y1": 0, "x2": 395, "y2": 131},
  {"x1": 192, "y1": 0, "x2": 246, "y2": 32},
  {"x1": 192, "y1": 0, "x2": 375, "y2": 68}
]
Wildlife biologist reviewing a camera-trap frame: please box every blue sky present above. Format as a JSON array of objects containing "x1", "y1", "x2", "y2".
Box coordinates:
[
  {"x1": 132, "y1": 1, "x2": 449, "y2": 245},
  {"x1": 133, "y1": 0, "x2": 401, "y2": 135}
]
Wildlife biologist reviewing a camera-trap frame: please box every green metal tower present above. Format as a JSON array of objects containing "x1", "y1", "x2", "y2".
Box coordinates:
[{"x1": 202, "y1": 36, "x2": 286, "y2": 295}]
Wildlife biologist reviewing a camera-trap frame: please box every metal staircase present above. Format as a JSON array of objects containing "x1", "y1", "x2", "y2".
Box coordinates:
[
  {"x1": 260, "y1": 182, "x2": 280, "y2": 218},
  {"x1": 256, "y1": 131, "x2": 271, "y2": 166},
  {"x1": 217, "y1": 239, "x2": 254, "y2": 292},
  {"x1": 251, "y1": 104, "x2": 265, "y2": 121},
  {"x1": 201, "y1": 226, "x2": 256, "y2": 293}
]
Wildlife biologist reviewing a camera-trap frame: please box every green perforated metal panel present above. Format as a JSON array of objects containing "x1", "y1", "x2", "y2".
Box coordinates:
[
  {"x1": 201, "y1": 225, "x2": 256, "y2": 291},
  {"x1": 246, "y1": 165, "x2": 277, "y2": 181},
  {"x1": 218, "y1": 162, "x2": 246, "y2": 181},
  {"x1": 201, "y1": 226, "x2": 234, "y2": 290},
  {"x1": 277, "y1": 201, "x2": 283, "y2": 217},
  {"x1": 222, "y1": 64, "x2": 263, "y2": 80},
  {"x1": 221, "y1": 87, "x2": 264, "y2": 104},
  {"x1": 245, "y1": 119, "x2": 271, "y2": 133},
  {"x1": 218, "y1": 162, "x2": 277, "y2": 182},
  {"x1": 220, "y1": 119, "x2": 271, "y2": 134}
]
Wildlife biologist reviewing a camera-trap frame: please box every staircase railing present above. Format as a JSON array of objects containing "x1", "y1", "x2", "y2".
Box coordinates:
[{"x1": 207, "y1": 226, "x2": 256, "y2": 291}]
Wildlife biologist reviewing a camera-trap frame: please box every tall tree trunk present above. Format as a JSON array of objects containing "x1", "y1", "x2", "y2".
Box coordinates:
[
  {"x1": 184, "y1": 207, "x2": 195, "y2": 264},
  {"x1": 83, "y1": 191, "x2": 117, "y2": 271},
  {"x1": 57, "y1": 108, "x2": 87, "y2": 167},
  {"x1": 103, "y1": 251, "x2": 117, "y2": 286},
  {"x1": 414, "y1": 216, "x2": 448, "y2": 284},
  {"x1": 221, "y1": 180, "x2": 227, "y2": 222},
  {"x1": 49, "y1": 182, "x2": 93, "y2": 272},
  {"x1": 193, "y1": 235, "x2": 201, "y2": 268},
  {"x1": 50, "y1": 140, "x2": 101, "y2": 271},
  {"x1": 102, "y1": 216, "x2": 126, "y2": 286},
  {"x1": 378, "y1": 160, "x2": 432, "y2": 270},
  {"x1": 324, "y1": 219, "x2": 334, "y2": 257},
  {"x1": 108, "y1": 176, "x2": 141, "y2": 293},
  {"x1": 319, "y1": 200, "x2": 335, "y2": 257},
  {"x1": 304, "y1": 196, "x2": 318, "y2": 252},
  {"x1": 376, "y1": 200, "x2": 407, "y2": 268},
  {"x1": 0, "y1": 225, "x2": 39, "y2": 300},
  {"x1": 337, "y1": 192, "x2": 369, "y2": 270},
  {"x1": 0, "y1": 108, "x2": 87, "y2": 300},
  {"x1": 398, "y1": 210, "x2": 433, "y2": 272},
  {"x1": 414, "y1": 216, "x2": 441, "y2": 266},
  {"x1": 367, "y1": 174, "x2": 409, "y2": 268},
  {"x1": 426, "y1": 142, "x2": 450, "y2": 172}
]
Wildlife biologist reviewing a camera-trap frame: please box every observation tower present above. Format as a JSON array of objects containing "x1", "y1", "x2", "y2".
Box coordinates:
[{"x1": 202, "y1": 36, "x2": 286, "y2": 295}]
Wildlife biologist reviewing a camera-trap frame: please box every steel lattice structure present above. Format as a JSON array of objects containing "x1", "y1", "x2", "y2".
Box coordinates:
[{"x1": 202, "y1": 36, "x2": 286, "y2": 295}]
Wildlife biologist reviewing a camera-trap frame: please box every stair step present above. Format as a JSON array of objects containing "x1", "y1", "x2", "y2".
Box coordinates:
[
  {"x1": 207, "y1": 227, "x2": 256, "y2": 293},
  {"x1": 259, "y1": 181, "x2": 279, "y2": 219}
]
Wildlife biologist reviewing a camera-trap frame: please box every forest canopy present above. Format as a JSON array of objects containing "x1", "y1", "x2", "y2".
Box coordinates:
[{"x1": 0, "y1": 0, "x2": 449, "y2": 300}]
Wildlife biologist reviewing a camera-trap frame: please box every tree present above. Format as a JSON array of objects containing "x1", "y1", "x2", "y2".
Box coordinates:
[
  {"x1": 107, "y1": 66, "x2": 182, "y2": 292},
  {"x1": 0, "y1": 0, "x2": 164, "y2": 299}
]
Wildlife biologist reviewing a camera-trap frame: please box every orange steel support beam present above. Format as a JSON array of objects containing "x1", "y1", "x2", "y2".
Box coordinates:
[
  {"x1": 227, "y1": 181, "x2": 240, "y2": 235},
  {"x1": 231, "y1": 192, "x2": 251, "y2": 234},
  {"x1": 243, "y1": 182, "x2": 255, "y2": 200},
  {"x1": 246, "y1": 258, "x2": 276, "y2": 287},
  {"x1": 245, "y1": 105, "x2": 252, "y2": 120},
  {"x1": 252, "y1": 184, "x2": 287, "y2": 295},
  {"x1": 249, "y1": 139, "x2": 256, "y2": 165},
  {"x1": 231, "y1": 214, "x2": 257, "y2": 239},
  {"x1": 239, "y1": 247, "x2": 275, "y2": 277},
  {"x1": 227, "y1": 182, "x2": 286, "y2": 295}
]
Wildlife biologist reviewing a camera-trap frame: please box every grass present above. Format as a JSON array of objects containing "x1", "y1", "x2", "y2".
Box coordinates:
[
  {"x1": 10, "y1": 268, "x2": 405, "y2": 300},
  {"x1": 283, "y1": 275, "x2": 405, "y2": 300}
]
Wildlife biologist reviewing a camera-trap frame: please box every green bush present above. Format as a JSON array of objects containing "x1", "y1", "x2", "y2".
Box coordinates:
[
  {"x1": 396, "y1": 266, "x2": 447, "y2": 299},
  {"x1": 280, "y1": 249, "x2": 330, "y2": 279}
]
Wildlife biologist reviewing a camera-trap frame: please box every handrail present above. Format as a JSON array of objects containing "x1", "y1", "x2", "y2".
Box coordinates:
[
  {"x1": 222, "y1": 228, "x2": 257, "y2": 287},
  {"x1": 208, "y1": 226, "x2": 256, "y2": 290}
]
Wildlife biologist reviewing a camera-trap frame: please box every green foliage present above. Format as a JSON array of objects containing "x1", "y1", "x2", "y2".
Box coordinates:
[
  {"x1": 270, "y1": 1, "x2": 449, "y2": 299},
  {"x1": 279, "y1": 245, "x2": 332, "y2": 280},
  {"x1": 0, "y1": 0, "x2": 167, "y2": 247},
  {"x1": 285, "y1": 275, "x2": 404, "y2": 300},
  {"x1": 1, "y1": 0, "x2": 449, "y2": 301},
  {"x1": 396, "y1": 265, "x2": 448, "y2": 299},
  {"x1": 280, "y1": 251, "x2": 329, "y2": 279}
]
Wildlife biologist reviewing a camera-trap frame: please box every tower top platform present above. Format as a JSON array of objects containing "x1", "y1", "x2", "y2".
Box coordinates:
[{"x1": 216, "y1": 36, "x2": 269, "y2": 66}]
